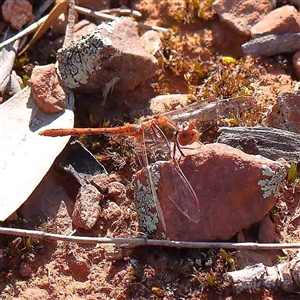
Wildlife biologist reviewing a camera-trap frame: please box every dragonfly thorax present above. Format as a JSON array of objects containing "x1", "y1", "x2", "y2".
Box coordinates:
[{"x1": 177, "y1": 121, "x2": 200, "y2": 146}]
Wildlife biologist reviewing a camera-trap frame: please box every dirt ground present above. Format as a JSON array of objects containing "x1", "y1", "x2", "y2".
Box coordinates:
[{"x1": 1, "y1": 0, "x2": 300, "y2": 299}]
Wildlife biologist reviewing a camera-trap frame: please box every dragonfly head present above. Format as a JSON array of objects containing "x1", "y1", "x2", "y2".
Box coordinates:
[{"x1": 177, "y1": 121, "x2": 200, "y2": 146}]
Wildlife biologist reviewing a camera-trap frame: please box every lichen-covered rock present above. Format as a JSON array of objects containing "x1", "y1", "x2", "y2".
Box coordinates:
[
  {"x1": 133, "y1": 143, "x2": 286, "y2": 241},
  {"x1": 265, "y1": 91, "x2": 300, "y2": 134},
  {"x1": 57, "y1": 17, "x2": 158, "y2": 93}
]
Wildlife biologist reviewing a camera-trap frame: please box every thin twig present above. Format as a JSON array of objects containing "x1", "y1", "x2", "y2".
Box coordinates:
[
  {"x1": 75, "y1": 5, "x2": 169, "y2": 33},
  {"x1": 64, "y1": 0, "x2": 75, "y2": 47},
  {"x1": 100, "y1": 8, "x2": 142, "y2": 18},
  {"x1": 0, "y1": 226, "x2": 300, "y2": 249}
]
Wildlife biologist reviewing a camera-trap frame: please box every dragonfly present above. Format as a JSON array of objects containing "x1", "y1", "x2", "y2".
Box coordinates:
[{"x1": 39, "y1": 95, "x2": 254, "y2": 231}]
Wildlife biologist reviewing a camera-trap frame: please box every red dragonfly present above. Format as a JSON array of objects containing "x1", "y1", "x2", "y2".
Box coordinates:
[{"x1": 39, "y1": 95, "x2": 254, "y2": 231}]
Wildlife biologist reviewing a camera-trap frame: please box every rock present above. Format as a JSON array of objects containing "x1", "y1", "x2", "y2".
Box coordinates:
[
  {"x1": 212, "y1": 0, "x2": 273, "y2": 36},
  {"x1": 258, "y1": 214, "x2": 275, "y2": 243},
  {"x1": 265, "y1": 91, "x2": 300, "y2": 133},
  {"x1": 133, "y1": 143, "x2": 286, "y2": 241},
  {"x1": 107, "y1": 182, "x2": 127, "y2": 205},
  {"x1": 52, "y1": 19, "x2": 97, "y2": 51},
  {"x1": 51, "y1": 12, "x2": 78, "y2": 37},
  {"x1": 140, "y1": 30, "x2": 162, "y2": 56},
  {"x1": 242, "y1": 32, "x2": 300, "y2": 57},
  {"x1": 57, "y1": 17, "x2": 158, "y2": 93},
  {"x1": 91, "y1": 173, "x2": 121, "y2": 194},
  {"x1": 72, "y1": 184, "x2": 103, "y2": 230},
  {"x1": 72, "y1": 20, "x2": 97, "y2": 41},
  {"x1": 218, "y1": 127, "x2": 300, "y2": 162},
  {"x1": 66, "y1": 247, "x2": 92, "y2": 280},
  {"x1": 293, "y1": 50, "x2": 300, "y2": 78},
  {"x1": 149, "y1": 94, "x2": 190, "y2": 115},
  {"x1": 19, "y1": 262, "x2": 32, "y2": 278},
  {"x1": 18, "y1": 167, "x2": 74, "y2": 233},
  {"x1": 251, "y1": 5, "x2": 300, "y2": 38},
  {"x1": 76, "y1": 0, "x2": 110, "y2": 10},
  {"x1": 102, "y1": 201, "x2": 126, "y2": 236},
  {"x1": 29, "y1": 64, "x2": 67, "y2": 114},
  {"x1": 1, "y1": 0, "x2": 34, "y2": 30}
]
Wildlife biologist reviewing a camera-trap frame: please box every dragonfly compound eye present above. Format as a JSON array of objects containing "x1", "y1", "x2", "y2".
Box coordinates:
[{"x1": 177, "y1": 121, "x2": 200, "y2": 146}]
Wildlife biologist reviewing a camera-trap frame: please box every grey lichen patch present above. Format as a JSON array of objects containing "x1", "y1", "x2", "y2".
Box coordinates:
[
  {"x1": 134, "y1": 162, "x2": 164, "y2": 236},
  {"x1": 57, "y1": 22, "x2": 115, "y2": 89},
  {"x1": 258, "y1": 163, "x2": 286, "y2": 198}
]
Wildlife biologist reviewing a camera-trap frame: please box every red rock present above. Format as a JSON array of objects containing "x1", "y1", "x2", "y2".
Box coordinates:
[
  {"x1": 72, "y1": 184, "x2": 103, "y2": 230},
  {"x1": 19, "y1": 262, "x2": 32, "y2": 278},
  {"x1": 1, "y1": 0, "x2": 33, "y2": 30},
  {"x1": 140, "y1": 30, "x2": 162, "y2": 56},
  {"x1": 102, "y1": 201, "x2": 126, "y2": 237},
  {"x1": 66, "y1": 245, "x2": 91, "y2": 280},
  {"x1": 293, "y1": 50, "x2": 300, "y2": 78},
  {"x1": 57, "y1": 17, "x2": 158, "y2": 93},
  {"x1": 76, "y1": 0, "x2": 110, "y2": 10},
  {"x1": 29, "y1": 64, "x2": 67, "y2": 114},
  {"x1": 265, "y1": 91, "x2": 300, "y2": 134},
  {"x1": 91, "y1": 173, "x2": 121, "y2": 194},
  {"x1": 107, "y1": 182, "x2": 127, "y2": 205},
  {"x1": 251, "y1": 5, "x2": 300, "y2": 38},
  {"x1": 258, "y1": 214, "x2": 275, "y2": 243},
  {"x1": 212, "y1": 0, "x2": 274, "y2": 35},
  {"x1": 134, "y1": 143, "x2": 286, "y2": 241}
]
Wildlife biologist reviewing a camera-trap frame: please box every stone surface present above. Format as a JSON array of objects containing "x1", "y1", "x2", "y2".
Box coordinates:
[
  {"x1": 51, "y1": 20, "x2": 97, "y2": 54},
  {"x1": 265, "y1": 91, "x2": 300, "y2": 133},
  {"x1": 91, "y1": 173, "x2": 121, "y2": 194},
  {"x1": 29, "y1": 64, "x2": 67, "y2": 114},
  {"x1": 149, "y1": 94, "x2": 190, "y2": 115},
  {"x1": 72, "y1": 184, "x2": 103, "y2": 230},
  {"x1": 57, "y1": 17, "x2": 158, "y2": 93},
  {"x1": 293, "y1": 50, "x2": 300, "y2": 78},
  {"x1": 18, "y1": 167, "x2": 74, "y2": 232},
  {"x1": 66, "y1": 246, "x2": 92, "y2": 280},
  {"x1": 19, "y1": 262, "x2": 32, "y2": 278},
  {"x1": 107, "y1": 182, "x2": 127, "y2": 206},
  {"x1": 51, "y1": 12, "x2": 79, "y2": 37},
  {"x1": 242, "y1": 32, "x2": 300, "y2": 57},
  {"x1": 251, "y1": 5, "x2": 300, "y2": 38},
  {"x1": 1, "y1": 0, "x2": 34, "y2": 30},
  {"x1": 134, "y1": 143, "x2": 286, "y2": 241},
  {"x1": 140, "y1": 30, "x2": 162, "y2": 56},
  {"x1": 212, "y1": 0, "x2": 273, "y2": 36},
  {"x1": 258, "y1": 214, "x2": 275, "y2": 243}
]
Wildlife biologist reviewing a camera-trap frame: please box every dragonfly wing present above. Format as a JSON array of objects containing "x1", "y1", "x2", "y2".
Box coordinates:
[
  {"x1": 167, "y1": 157, "x2": 201, "y2": 223},
  {"x1": 140, "y1": 130, "x2": 167, "y2": 232},
  {"x1": 144, "y1": 125, "x2": 200, "y2": 224}
]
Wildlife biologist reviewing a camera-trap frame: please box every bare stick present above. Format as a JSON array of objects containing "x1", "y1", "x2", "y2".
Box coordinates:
[
  {"x1": 64, "y1": 0, "x2": 75, "y2": 48},
  {"x1": 99, "y1": 8, "x2": 142, "y2": 18},
  {"x1": 74, "y1": 5, "x2": 169, "y2": 33},
  {"x1": 0, "y1": 226, "x2": 300, "y2": 249}
]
